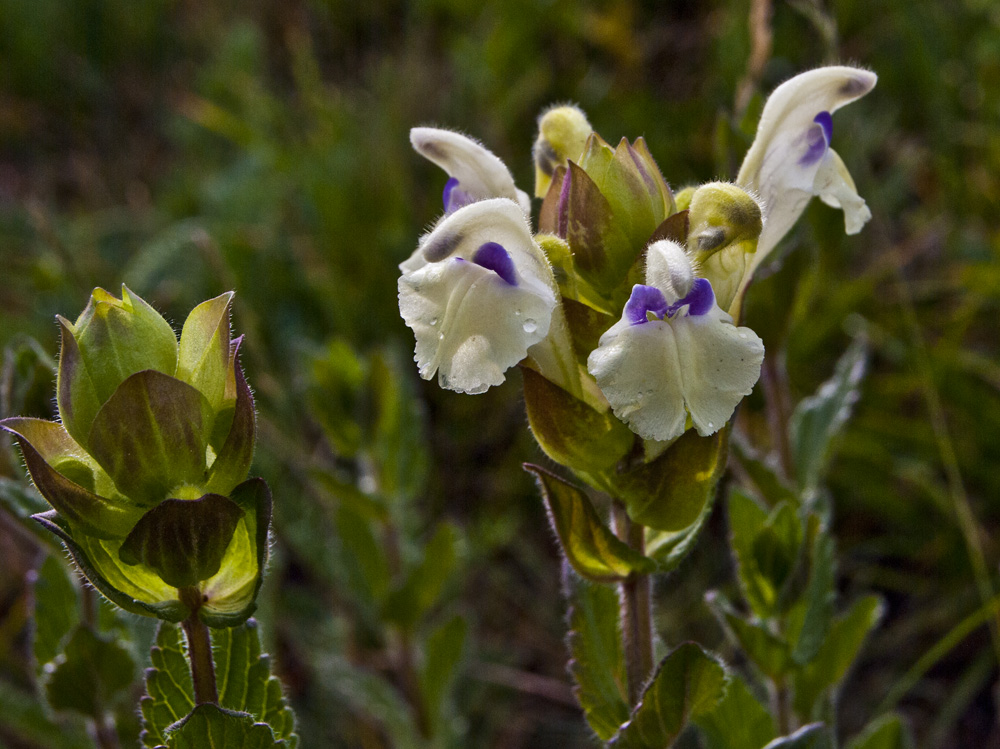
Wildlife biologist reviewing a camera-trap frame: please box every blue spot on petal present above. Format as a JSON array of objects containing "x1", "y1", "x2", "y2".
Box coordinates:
[
  {"x1": 472, "y1": 242, "x2": 517, "y2": 285},
  {"x1": 625, "y1": 285, "x2": 669, "y2": 325},
  {"x1": 667, "y1": 278, "x2": 715, "y2": 318},
  {"x1": 443, "y1": 178, "x2": 475, "y2": 213},
  {"x1": 814, "y1": 111, "x2": 833, "y2": 143}
]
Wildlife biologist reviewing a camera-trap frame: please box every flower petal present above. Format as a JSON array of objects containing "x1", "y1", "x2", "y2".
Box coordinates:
[
  {"x1": 399, "y1": 256, "x2": 554, "y2": 394},
  {"x1": 813, "y1": 148, "x2": 872, "y2": 235},
  {"x1": 587, "y1": 317, "x2": 688, "y2": 441},
  {"x1": 669, "y1": 305, "x2": 765, "y2": 436},
  {"x1": 737, "y1": 66, "x2": 876, "y2": 268},
  {"x1": 411, "y1": 127, "x2": 531, "y2": 215}
]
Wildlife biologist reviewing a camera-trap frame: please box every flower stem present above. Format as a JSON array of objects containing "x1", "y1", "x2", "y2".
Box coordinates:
[
  {"x1": 613, "y1": 502, "x2": 653, "y2": 705},
  {"x1": 179, "y1": 588, "x2": 218, "y2": 706}
]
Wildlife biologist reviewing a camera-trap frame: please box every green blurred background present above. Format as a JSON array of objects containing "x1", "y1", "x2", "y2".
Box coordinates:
[{"x1": 1, "y1": 0, "x2": 999, "y2": 746}]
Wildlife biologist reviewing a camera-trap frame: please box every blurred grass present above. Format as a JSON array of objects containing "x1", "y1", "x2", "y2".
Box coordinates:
[{"x1": 1, "y1": 0, "x2": 999, "y2": 746}]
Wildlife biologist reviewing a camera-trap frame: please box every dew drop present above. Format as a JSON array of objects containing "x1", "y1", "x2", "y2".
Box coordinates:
[
  {"x1": 429, "y1": 317, "x2": 438, "y2": 326},
  {"x1": 738, "y1": 331, "x2": 748, "y2": 339},
  {"x1": 438, "y1": 333, "x2": 445, "y2": 340},
  {"x1": 707, "y1": 421, "x2": 715, "y2": 429},
  {"x1": 514, "y1": 309, "x2": 521, "y2": 316},
  {"x1": 522, "y1": 319, "x2": 537, "y2": 334}
]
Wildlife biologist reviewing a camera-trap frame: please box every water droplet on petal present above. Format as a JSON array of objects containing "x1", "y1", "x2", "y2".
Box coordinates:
[
  {"x1": 438, "y1": 333, "x2": 445, "y2": 340},
  {"x1": 430, "y1": 318, "x2": 438, "y2": 326},
  {"x1": 738, "y1": 331, "x2": 747, "y2": 340},
  {"x1": 522, "y1": 319, "x2": 537, "y2": 334},
  {"x1": 707, "y1": 421, "x2": 715, "y2": 429}
]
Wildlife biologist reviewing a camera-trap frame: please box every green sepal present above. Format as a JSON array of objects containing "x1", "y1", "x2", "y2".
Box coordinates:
[
  {"x1": 608, "y1": 643, "x2": 728, "y2": 748},
  {"x1": 198, "y1": 477, "x2": 273, "y2": 628},
  {"x1": 522, "y1": 367, "x2": 632, "y2": 491},
  {"x1": 32, "y1": 510, "x2": 188, "y2": 622},
  {"x1": 87, "y1": 370, "x2": 214, "y2": 507},
  {"x1": 119, "y1": 495, "x2": 245, "y2": 589},
  {"x1": 536, "y1": 233, "x2": 615, "y2": 314},
  {"x1": 56, "y1": 315, "x2": 103, "y2": 450},
  {"x1": 1, "y1": 418, "x2": 141, "y2": 539},
  {"x1": 644, "y1": 479, "x2": 717, "y2": 573},
  {"x1": 69, "y1": 286, "x2": 179, "y2": 406},
  {"x1": 565, "y1": 161, "x2": 636, "y2": 294},
  {"x1": 565, "y1": 574, "x2": 630, "y2": 740},
  {"x1": 615, "y1": 428, "x2": 728, "y2": 532},
  {"x1": 537, "y1": 165, "x2": 566, "y2": 235},
  {"x1": 204, "y1": 340, "x2": 256, "y2": 496},
  {"x1": 526, "y1": 464, "x2": 654, "y2": 583},
  {"x1": 160, "y1": 704, "x2": 285, "y2": 748},
  {"x1": 43, "y1": 624, "x2": 135, "y2": 716},
  {"x1": 630, "y1": 136, "x2": 675, "y2": 218},
  {"x1": 177, "y1": 292, "x2": 233, "y2": 414}
]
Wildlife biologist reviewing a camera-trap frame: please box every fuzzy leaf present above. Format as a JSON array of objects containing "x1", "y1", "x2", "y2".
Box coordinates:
[
  {"x1": 177, "y1": 292, "x2": 233, "y2": 413},
  {"x1": 161, "y1": 704, "x2": 283, "y2": 748},
  {"x1": 790, "y1": 337, "x2": 868, "y2": 492},
  {"x1": 141, "y1": 623, "x2": 196, "y2": 748},
  {"x1": 527, "y1": 464, "x2": 654, "y2": 583},
  {"x1": 204, "y1": 341, "x2": 256, "y2": 496},
  {"x1": 565, "y1": 575, "x2": 630, "y2": 740},
  {"x1": 609, "y1": 643, "x2": 728, "y2": 748},
  {"x1": 707, "y1": 591, "x2": 791, "y2": 679},
  {"x1": 383, "y1": 522, "x2": 458, "y2": 630},
  {"x1": 695, "y1": 673, "x2": 776, "y2": 749},
  {"x1": 44, "y1": 624, "x2": 136, "y2": 715},
  {"x1": 31, "y1": 554, "x2": 80, "y2": 669},
  {"x1": 420, "y1": 615, "x2": 467, "y2": 733}
]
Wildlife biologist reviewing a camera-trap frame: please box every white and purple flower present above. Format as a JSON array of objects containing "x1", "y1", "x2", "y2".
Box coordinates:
[
  {"x1": 398, "y1": 198, "x2": 558, "y2": 394},
  {"x1": 737, "y1": 66, "x2": 877, "y2": 279},
  {"x1": 588, "y1": 240, "x2": 764, "y2": 441}
]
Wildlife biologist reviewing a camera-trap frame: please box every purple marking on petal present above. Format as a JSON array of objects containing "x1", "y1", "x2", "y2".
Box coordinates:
[
  {"x1": 443, "y1": 178, "x2": 475, "y2": 213},
  {"x1": 797, "y1": 122, "x2": 829, "y2": 167},
  {"x1": 557, "y1": 167, "x2": 572, "y2": 238},
  {"x1": 814, "y1": 111, "x2": 833, "y2": 143},
  {"x1": 472, "y1": 241, "x2": 517, "y2": 285},
  {"x1": 667, "y1": 277, "x2": 715, "y2": 318},
  {"x1": 625, "y1": 285, "x2": 669, "y2": 325}
]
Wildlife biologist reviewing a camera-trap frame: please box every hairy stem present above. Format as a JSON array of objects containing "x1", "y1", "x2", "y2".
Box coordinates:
[
  {"x1": 180, "y1": 588, "x2": 218, "y2": 706},
  {"x1": 613, "y1": 502, "x2": 653, "y2": 705}
]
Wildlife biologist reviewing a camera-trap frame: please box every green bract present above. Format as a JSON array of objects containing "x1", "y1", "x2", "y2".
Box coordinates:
[{"x1": 1, "y1": 287, "x2": 269, "y2": 627}]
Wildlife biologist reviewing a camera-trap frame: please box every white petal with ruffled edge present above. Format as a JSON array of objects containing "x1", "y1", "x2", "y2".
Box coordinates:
[
  {"x1": 411, "y1": 127, "x2": 532, "y2": 216},
  {"x1": 399, "y1": 257, "x2": 554, "y2": 394},
  {"x1": 398, "y1": 199, "x2": 557, "y2": 394},
  {"x1": 737, "y1": 66, "x2": 876, "y2": 270},
  {"x1": 814, "y1": 149, "x2": 872, "y2": 234}
]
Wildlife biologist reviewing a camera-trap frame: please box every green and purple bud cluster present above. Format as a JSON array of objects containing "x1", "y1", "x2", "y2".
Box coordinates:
[{"x1": 2, "y1": 287, "x2": 270, "y2": 627}]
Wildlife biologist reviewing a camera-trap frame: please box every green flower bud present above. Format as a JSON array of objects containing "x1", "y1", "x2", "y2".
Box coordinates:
[
  {"x1": 533, "y1": 104, "x2": 592, "y2": 199},
  {"x1": 552, "y1": 133, "x2": 677, "y2": 297},
  {"x1": 1, "y1": 290, "x2": 267, "y2": 626},
  {"x1": 685, "y1": 182, "x2": 763, "y2": 315},
  {"x1": 673, "y1": 185, "x2": 696, "y2": 212}
]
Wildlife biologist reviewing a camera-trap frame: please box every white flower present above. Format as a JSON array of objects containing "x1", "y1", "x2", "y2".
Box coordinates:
[
  {"x1": 399, "y1": 199, "x2": 557, "y2": 394},
  {"x1": 587, "y1": 241, "x2": 764, "y2": 441},
  {"x1": 411, "y1": 127, "x2": 532, "y2": 216},
  {"x1": 737, "y1": 66, "x2": 877, "y2": 278}
]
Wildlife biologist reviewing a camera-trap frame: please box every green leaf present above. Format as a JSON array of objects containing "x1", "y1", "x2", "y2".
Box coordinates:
[
  {"x1": 87, "y1": 370, "x2": 214, "y2": 507},
  {"x1": 846, "y1": 714, "x2": 914, "y2": 749},
  {"x1": 383, "y1": 521, "x2": 459, "y2": 630},
  {"x1": 790, "y1": 337, "x2": 868, "y2": 492},
  {"x1": 334, "y1": 501, "x2": 391, "y2": 613},
  {"x1": 793, "y1": 595, "x2": 884, "y2": 718},
  {"x1": 644, "y1": 479, "x2": 717, "y2": 573},
  {"x1": 0, "y1": 680, "x2": 91, "y2": 749},
  {"x1": 420, "y1": 615, "x2": 467, "y2": 732},
  {"x1": 617, "y1": 428, "x2": 728, "y2": 532},
  {"x1": 31, "y1": 554, "x2": 80, "y2": 669},
  {"x1": 526, "y1": 464, "x2": 654, "y2": 583},
  {"x1": 789, "y1": 520, "x2": 836, "y2": 665},
  {"x1": 565, "y1": 575, "x2": 630, "y2": 740},
  {"x1": 120, "y1": 494, "x2": 244, "y2": 589},
  {"x1": 695, "y1": 673, "x2": 776, "y2": 749},
  {"x1": 44, "y1": 624, "x2": 136, "y2": 716},
  {"x1": 751, "y1": 502, "x2": 802, "y2": 610},
  {"x1": 141, "y1": 623, "x2": 196, "y2": 748},
  {"x1": 763, "y1": 723, "x2": 832, "y2": 749},
  {"x1": 162, "y1": 704, "x2": 283, "y2": 748},
  {"x1": 141, "y1": 620, "x2": 296, "y2": 748},
  {"x1": 707, "y1": 592, "x2": 791, "y2": 679},
  {"x1": 370, "y1": 350, "x2": 430, "y2": 504},
  {"x1": 729, "y1": 438, "x2": 799, "y2": 507},
  {"x1": 177, "y1": 292, "x2": 233, "y2": 413},
  {"x1": 728, "y1": 489, "x2": 773, "y2": 617},
  {"x1": 609, "y1": 643, "x2": 728, "y2": 748},
  {"x1": 213, "y1": 619, "x2": 298, "y2": 746}
]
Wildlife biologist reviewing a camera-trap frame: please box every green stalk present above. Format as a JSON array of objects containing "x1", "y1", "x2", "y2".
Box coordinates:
[
  {"x1": 613, "y1": 502, "x2": 653, "y2": 705},
  {"x1": 179, "y1": 588, "x2": 218, "y2": 706}
]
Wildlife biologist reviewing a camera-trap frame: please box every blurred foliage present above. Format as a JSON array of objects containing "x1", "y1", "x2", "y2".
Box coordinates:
[{"x1": 1, "y1": 0, "x2": 999, "y2": 746}]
